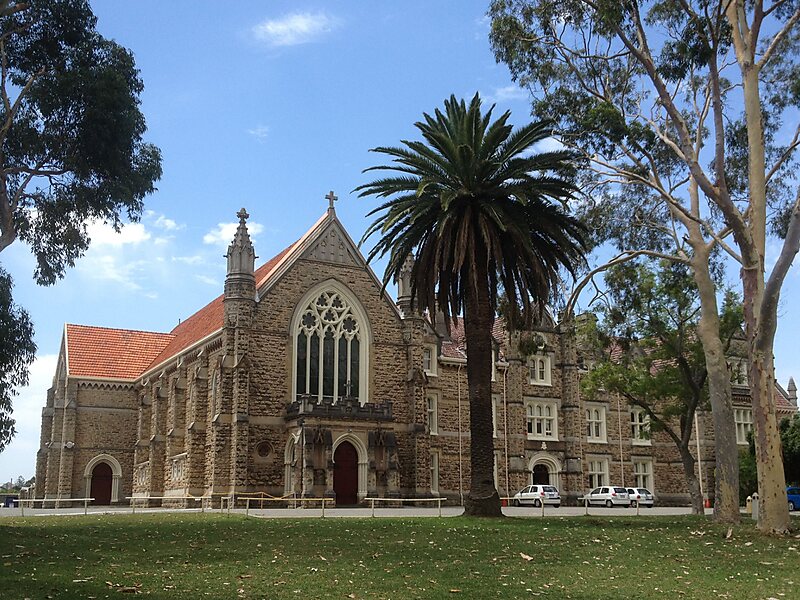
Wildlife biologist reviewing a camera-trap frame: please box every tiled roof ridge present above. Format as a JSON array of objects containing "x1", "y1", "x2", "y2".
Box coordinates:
[{"x1": 66, "y1": 322, "x2": 170, "y2": 336}]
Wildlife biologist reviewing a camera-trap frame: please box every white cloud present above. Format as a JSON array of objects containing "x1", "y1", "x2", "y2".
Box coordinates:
[
  {"x1": 247, "y1": 125, "x2": 270, "y2": 142},
  {"x1": 154, "y1": 215, "x2": 181, "y2": 231},
  {"x1": 86, "y1": 221, "x2": 150, "y2": 246},
  {"x1": 482, "y1": 85, "x2": 528, "y2": 105},
  {"x1": 203, "y1": 221, "x2": 264, "y2": 246},
  {"x1": 251, "y1": 12, "x2": 340, "y2": 47}
]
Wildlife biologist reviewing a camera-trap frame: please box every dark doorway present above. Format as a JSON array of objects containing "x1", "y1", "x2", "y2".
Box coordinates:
[
  {"x1": 333, "y1": 441, "x2": 358, "y2": 506},
  {"x1": 532, "y1": 463, "x2": 550, "y2": 485},
  {"x1": 90, "y1": 462, "x2": 113, "y2": 505}
]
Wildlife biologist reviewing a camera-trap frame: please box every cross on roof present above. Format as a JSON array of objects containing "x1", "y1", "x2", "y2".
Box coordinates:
[{"x1": 326, "y1": 190, "x2": 338, "y2": 210}]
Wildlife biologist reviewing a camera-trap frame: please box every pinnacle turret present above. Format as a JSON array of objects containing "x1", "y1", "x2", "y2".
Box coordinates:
[{"x1": 226, "y1": 208, "x2": 255, "y2": 276}]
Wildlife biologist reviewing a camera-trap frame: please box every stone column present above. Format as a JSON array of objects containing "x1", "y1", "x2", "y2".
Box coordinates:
[{"x1": 559, "y1": 316, "x2": 584, "y2": 505}]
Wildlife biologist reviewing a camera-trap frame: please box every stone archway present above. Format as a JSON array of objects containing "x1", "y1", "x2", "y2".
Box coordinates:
[
  {"x1": 528, "y1": 453, "x2": 562, "y2": 489},
  {"x1": 83, "y1": 454, "x2": 123, "y2": 504},
  {"x1": 332, "y1": 433, "x2": 368, "y2": 505},
  {"x1": 532, "y1": 463, "x2": 550, "y2": 485},
  {"x1": 333, "y1": 441, "x2": 358, "y2": 505},
  {"x1": 90, "y1": 462, "x2": 113, "y2": 505}
]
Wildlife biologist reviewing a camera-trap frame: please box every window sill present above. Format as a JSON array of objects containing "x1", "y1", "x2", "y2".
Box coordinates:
[
  {"x1": 527, "y1": 435, "x2": 558, "y2": 442},
  {"x1": 586, "y1": 438, "x2": 607, "y2": 444},
  {"x1": 631, "y1": 440, "x2": 652, "y2": 446},
  {"x1": 528, "y1": 381, "x2": 552, "y2": 387}
]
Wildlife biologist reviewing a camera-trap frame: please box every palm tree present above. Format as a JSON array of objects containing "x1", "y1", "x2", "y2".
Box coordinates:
[{"x1": 357, "y1": 94, "x2": 587, "y2": 516}]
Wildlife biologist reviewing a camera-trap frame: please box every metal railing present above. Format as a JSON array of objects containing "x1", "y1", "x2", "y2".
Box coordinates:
[
  {"x1": 363, "y1": 496, "x2": 446, "y2": 517},
  {"x1": 18, "y1": 497, "x2": 95, "y2": 516},
  {"x1": 238, "y1": 495, "x2": 334, "y2": 517}
]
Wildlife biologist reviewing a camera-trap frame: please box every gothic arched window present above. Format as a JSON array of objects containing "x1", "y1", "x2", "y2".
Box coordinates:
[{"x1": 294, "y1": 287, "x2": 368, "y2": 404}]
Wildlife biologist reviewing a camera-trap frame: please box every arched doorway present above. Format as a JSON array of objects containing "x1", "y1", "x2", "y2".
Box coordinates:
[
  {"x1": 90, "y1": 462, "x2": 113, "y2": 505},
  {"x1": 532, "y1": 463, "x2": 550, "y2": 485},
  {"x1": 333, "y1": 441, "x2": 358, "y2": 506}
]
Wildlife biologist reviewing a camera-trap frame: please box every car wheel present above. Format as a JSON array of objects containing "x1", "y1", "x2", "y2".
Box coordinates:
[
  {"x1": 512, "y1": 499, "x2": 520, "y2": 507},
  {"x1": 554, "y1": 504, "x2": 560, "y2": 508},
  {"x1": 605, "y1": 500, "x2": 613, "y2": 508},
  {"x1": 630, "y1": 500, "x2": 637, "y2": 508},
  {"x1": 789, "y1": 501, "x2": 795, "y2": 512},
  {"x1": 534, "y1": 499, "x2": 542, "y2": 508}
]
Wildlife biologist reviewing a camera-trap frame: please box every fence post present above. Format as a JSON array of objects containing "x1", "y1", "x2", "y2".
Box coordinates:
[
  {"x1": 84, "y1": 498, "x2": 88, "y2": 515},
  {"x1": 321, "y1": 498, "x2": 325, "y2": 518},
  {"x1": 438, "y1": 497, "x2": 442, "y2": 518},
  {"x1": 371, "y1": 498, "x2": 375, "y2": 518},
  {"x1": 584, "y1": 497, "x2": 589, "y2": 515},
  {"x1": 541, "y1": 499, "x2": 545, "y2": 518},
  {"x1": 20, "y1": 499, "x2": 24, "y2": 517},
  {"x1": 131, "y1": 497, "x2": 136, "y2": 514}
]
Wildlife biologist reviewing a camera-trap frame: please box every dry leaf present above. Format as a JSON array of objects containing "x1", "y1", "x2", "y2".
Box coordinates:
[{"x1": 520, "y1": 553, "x2": 534, "y2": 561}]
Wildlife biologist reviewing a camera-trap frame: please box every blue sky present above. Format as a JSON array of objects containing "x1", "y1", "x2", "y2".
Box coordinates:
[{"x1": 1, "y1": 0, "x2": 797, "y2": 483}]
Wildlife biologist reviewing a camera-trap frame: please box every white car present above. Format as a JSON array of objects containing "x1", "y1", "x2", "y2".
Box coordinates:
[
  {"x1": 584, "y1": 486, "x2": 630, "y2": 507},
  {"x1": 626, "y1": 487, "x2": 655, "y2": 508},
  {"x1": 512, "y1": 484, "x2": 561, "y2": 507}
]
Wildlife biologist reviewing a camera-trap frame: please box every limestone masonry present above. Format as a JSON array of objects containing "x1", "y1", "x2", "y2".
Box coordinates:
[{"x1": 34, "y1": 205, "x2": 799, "y2": 507}]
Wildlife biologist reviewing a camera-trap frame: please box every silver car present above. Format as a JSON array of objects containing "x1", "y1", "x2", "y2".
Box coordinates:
[
  {"x1": 626, "y1": 487, "x2": 655, "y2": 507},
  {"x1": 512, "y1": 484, "x2": 561, "y2": 507},
  {"x1": 585, "y1": 486, "x2": 630, "y2": 507}
]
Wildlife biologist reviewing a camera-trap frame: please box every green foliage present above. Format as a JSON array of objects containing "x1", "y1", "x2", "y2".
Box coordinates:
[
  {"x1": 581, "y1": 260, "x2": 741, "y2": 440},
  {"x1": 738, "y1": 415, "x2": 800, "y2": 497},
  {"x1": 0, "y1": 0, "x2": 162, "y2": 284},
  {"x1": 488, "y1": 0, "x2": 798, "y2": 245},
  {"x1": 739, "y1": 445, "x2": 758, "y2": 504},
  {"x1": 0, "y1": 266, "x2": 36, "y2": 453},
  {"x1": 779, "y1": 414, "x2": 800, "y2": 485},
  {"x1": 357, "y1": 93, "x2": 587, "y2": 329}
]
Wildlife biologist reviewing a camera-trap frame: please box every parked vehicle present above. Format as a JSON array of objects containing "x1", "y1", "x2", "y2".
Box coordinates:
[
  {"x1": 626, "y1": 487, "x2": 655, "y2": 508},
  {"x1": 512, "y1": 484, "x2": 561, "y2": 507},
  {"x1": 584, "y1": 486, "x2": 630, "y2": 507},
  {"x1": 788, "y1": 486, "x2": 800, "y2": 511}
]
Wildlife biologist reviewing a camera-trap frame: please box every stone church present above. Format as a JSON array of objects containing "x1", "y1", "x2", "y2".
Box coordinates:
[{"x1": 34, "y1": 202, "x2": 799, "y2": 507}]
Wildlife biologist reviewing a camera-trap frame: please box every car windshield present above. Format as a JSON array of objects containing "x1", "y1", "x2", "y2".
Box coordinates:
[
  {"x1": 639, "y1": 489, "x2": 652, "y2": 494},
  {"x1": 613, "y1": 487, "x2": 627, "y2": 493}
]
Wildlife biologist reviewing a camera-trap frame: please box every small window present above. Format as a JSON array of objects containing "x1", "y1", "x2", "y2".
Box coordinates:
[
  {"x1": 586, "y1": 404, "x2": 607, "y2": 443},
  {"x1": 492, "y1": 394, "x2": 501, "y2": 438},
  {"x1": 423, "y1": 344, "x2": 437, "y2": 376},
  {"x1": 632, "y1": 459, "x2": 653, "y2": 490},
  {"x1": 426, "y1": 393, "x2": 438, "y2": 435},
  {"x1": 734, "y1": 408, "x2": 752, "y2": 445},
  {"x1": 528, "y1": 354, "x2": 552, "y2": 386},
  {"x1": 525, "y1": 399, "x2": 559, "y2": 440},
  {"x1": 587, "y1": 460, "x2": 608, "y2": 488},
  {"x1": 630, "y1": 408, "x2": 651, "y2": 445}
]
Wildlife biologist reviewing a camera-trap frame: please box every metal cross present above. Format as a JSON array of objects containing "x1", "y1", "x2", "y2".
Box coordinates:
[{"x1": 326, "y1": 190, "x2": 338, "y2": 209}]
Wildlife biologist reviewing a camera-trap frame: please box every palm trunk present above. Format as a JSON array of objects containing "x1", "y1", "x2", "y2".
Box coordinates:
[{"x1": 463, "y1": 250, "x2": 502, "y2": 517}]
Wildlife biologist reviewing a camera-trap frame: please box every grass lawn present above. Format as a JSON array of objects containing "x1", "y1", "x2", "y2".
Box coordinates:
[{"x1": 1, "y1": 514, "x2": 798, "y2": 599}]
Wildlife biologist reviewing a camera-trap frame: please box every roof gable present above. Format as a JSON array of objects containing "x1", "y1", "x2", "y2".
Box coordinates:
[{"x1": 65, "y1": 324, "x2": 173, "y2": 380}]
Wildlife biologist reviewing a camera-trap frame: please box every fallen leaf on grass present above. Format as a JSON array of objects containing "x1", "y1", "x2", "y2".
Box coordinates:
[{"x1": 520, "y1": 553, "x2": 534, "y2": 561}]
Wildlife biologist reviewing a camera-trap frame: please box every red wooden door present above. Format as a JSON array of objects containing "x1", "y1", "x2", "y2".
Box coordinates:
[
  {"x1": 333, "y1": 442, "x2": 358, "y2": 506},
  {"x1": 90, "y1": 462, "x2": 113, "y2": 505}
]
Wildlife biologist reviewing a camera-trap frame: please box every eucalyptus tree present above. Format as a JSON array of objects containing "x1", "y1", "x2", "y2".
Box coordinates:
[
  {"x1": 358, "y1": 94, "x2": 587, "y2": 516},
  {"x1": 490, "y1": 0, "x2": 798, "y2": 533},
  {"x1": 581, "y1": 260, "x2": 743, "y2": 514},
  {"x1": 0, "y1": 0, "x2": 161, "y2": 453}
]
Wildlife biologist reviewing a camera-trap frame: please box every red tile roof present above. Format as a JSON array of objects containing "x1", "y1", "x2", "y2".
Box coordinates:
[
  {"x1": 64, "y1": 243, "x2": 296, "y2": 380},
  {"x1": 439, "y1": 316, "x2": 507, "y2": 360},
  {"x1": 143, "y1": 244, "x2": 295, "y2": 373},
  {"x1": 65, "y1": 324, "x2": 173, "y2": 379}
]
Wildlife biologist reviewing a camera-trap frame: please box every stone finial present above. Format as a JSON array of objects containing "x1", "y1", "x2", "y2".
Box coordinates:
[
  {"x1": 396, "y1": 253, "x2": 415, "y2": 315},
  {"x1": 789, "y1": 377, "x2": 797, "y2": 406},
  {"x1": 226, "y1": 207, "x2": 255, "y2": 276}
]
